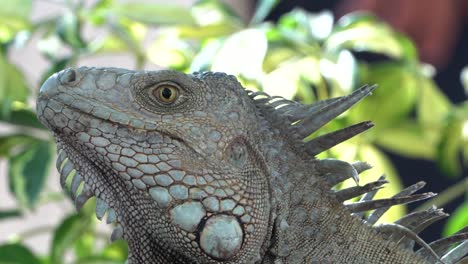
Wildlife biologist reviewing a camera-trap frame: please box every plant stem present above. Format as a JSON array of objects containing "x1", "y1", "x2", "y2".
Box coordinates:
[{"x1": 414, "y1": 177, "x2": 467, "y2": 212}]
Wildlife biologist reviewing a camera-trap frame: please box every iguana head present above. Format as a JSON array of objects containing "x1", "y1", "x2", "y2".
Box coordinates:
[
  {"x1": 38, "y1": 67, "x2": 468, "y2": 263},
  {"x1": 37, "y1": 67, "x2": 272, "y2": 263}
]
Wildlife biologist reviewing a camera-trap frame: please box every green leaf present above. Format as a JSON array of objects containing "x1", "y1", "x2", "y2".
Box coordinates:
[
  {"x1": 348, "y1": 62, "x2": 418, "y2": 131},
  {"x1": 417, "y1": 78, "x2": 451, "y2": 127},
  {"x1": 0, "y1": 0, "x2": 32, "y2": 43},
  {"x1": 101, "y1": 240, "x2": 128, "y2": 261},
  {"x1": 175, "y1": 23, "x2": 240, "y2": 39},
  {"x1": 147, "y1": 30, "x2": 193, "y2": 70},
  {"x1": 9, "y1": 139, "x2": 53, "y2": 208},
  {"x1": 277, "y1": 8, "x2": 324, "y2": 45},
  {"x1": 443, "y1": 200, "x2": 468, "y2": 237},
  {"x1": 0, "y1": 102, "x2": 45, "y2": 129},
  {"x1": 113, "y1": 3, "x2": 195, "y2": 25},
  {"x1": 0, "y1": 53, "x2": 34, "y2": 129},
  {"x1": 262, "y1": 45, "x2": 297, "y2": 73},
  {"x1": 326, "y1": 12, "x2": 417, "y2": 61},
  {"x1": 375, "y1": 121, "x2": 436, "y2": 159},
  {"x1": 0, "y1": 243, "x2": 41, "y2": 264},
  {"x1": 95, "y1": 19, "x2": 146, "y2": 66},
  {"x1": 85, "y1": 0, "x2": 116, "y2": 25},
  {"x1": 262, "y1": 56, "x2": 322, "y2": 99},
  {"x1": 0, "y1": 209, "x2": 21, "y2": 219},
  {"x1": 211, "y1": 28, "x2": 267, "y2": 79},
  {"x1": 51, "y1": 214, "x2": 92, "y2": 264},
  {"x1": 73, "y1": 238, "x2": 129, "y2": 263},
  {"x1": 191, "y1": 0, "x2": 242, "y2": 26},
  {"x1": 250, "y1": 0, "x2": 279, "y2": 25},
  {"x1": 320, "y1": 49, "x2": 358, "y2": 93},
  {"x1": 0, "y1": 53, "x2": 29, "y2": 105},
  {"x1": 0, "y1": 134, "x2": 36, "y2": 157},
  {"x1": 436, "y1": 115, "x2": 463, "y2": 177},
  {"x1": 172, "y1": 1, "x2": 243, "y2": 40},
  {"x1": 56, "y1": 13, "x2": 87, "y2": 49},
  {"x1": 74, "y1": 232, "x2": 95, "y2": 260}
]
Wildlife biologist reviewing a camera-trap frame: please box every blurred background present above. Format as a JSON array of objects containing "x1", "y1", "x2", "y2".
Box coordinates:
[{"x1": 0, "y1": 0, "x2": 467, "y2": 263}]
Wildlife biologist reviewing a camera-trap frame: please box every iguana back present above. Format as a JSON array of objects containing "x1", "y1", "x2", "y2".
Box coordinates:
[{"x1": 36, "y1": 67, "x2": 467, "y2": 263}]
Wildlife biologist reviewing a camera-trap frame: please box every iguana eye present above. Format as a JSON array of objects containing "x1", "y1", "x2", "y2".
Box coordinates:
[{"x1": 153, "y1": 84, "x2": 179, "y2": 104}]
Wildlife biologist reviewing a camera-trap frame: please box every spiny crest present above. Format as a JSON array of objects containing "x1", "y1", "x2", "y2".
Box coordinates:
[
  {"x1": 247, "y1": 85, "x2": 376, "y2": 156},
  {"x1": 248, "y1": 85, "x2": 468, "y2": 263}
]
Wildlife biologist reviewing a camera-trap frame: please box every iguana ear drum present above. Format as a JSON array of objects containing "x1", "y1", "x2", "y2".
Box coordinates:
[
  {"x1": 198, "y1": 214, "x2": 244, "y2": 260},
  {"x1": 224, "y1": 138, "x2": 248, "y2": 168}
]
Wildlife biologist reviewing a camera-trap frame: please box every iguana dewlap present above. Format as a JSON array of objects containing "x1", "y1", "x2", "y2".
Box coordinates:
[{"x1": 36, "y1": 67, "x2": 468, "y2": 263}]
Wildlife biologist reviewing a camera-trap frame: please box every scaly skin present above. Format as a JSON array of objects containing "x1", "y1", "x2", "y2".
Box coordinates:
[{"x1": 36, "y1": 67, "x2": 461, "y2": 263}]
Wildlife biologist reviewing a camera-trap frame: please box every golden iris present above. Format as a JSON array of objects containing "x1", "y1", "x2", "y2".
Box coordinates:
[{"x1": 154, "y1": 85, "x2": 179, "y2": 104}]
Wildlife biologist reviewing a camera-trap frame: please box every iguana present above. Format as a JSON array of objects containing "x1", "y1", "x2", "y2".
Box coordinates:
[{"x1": 36, "y1": 67, "x2": 468, "y2": 263}]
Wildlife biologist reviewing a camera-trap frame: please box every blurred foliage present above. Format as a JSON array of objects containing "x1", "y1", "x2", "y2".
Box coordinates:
[{"x1": 0, "y1": 0, "x2": 467, "y2": 263}]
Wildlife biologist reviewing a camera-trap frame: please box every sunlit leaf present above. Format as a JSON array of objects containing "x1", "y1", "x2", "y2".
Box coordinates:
[
  {"x1": 101, "y1": 240, "x2": 129, "y2": 261},
  {"x1": 277, "y1": 8, "x2": 326, "y2": 45},
  {"x1": 113, "y1": 3, "x2": 195, "y2": 25},
  {"x1": 0, "y1": 243, "x2": 41, "y2": 264},
  {"x1": 96, "y1": 19, "x2": 146, "y2": 65},
  {"x1": 443, "y1": 200, "x2": 468, "y2": 236},
  {"x1": 9, "y1": 139, "x2": 53, "y2": 208},
  {"x1": 262, "y1": 56, "x2": 322, "y2": 99},
  {"x1": 175, "y1": 23, "x2": 240, "y2": 39},
  {"x1": 417, "y1": 78, "x2": 451, "y2": 127},
  {"x1": 147, "y1": 30, "x2": 193, "y2": 70},
  {"x1": 348, "y1": 62, "x2": 418, "y2": 131},
  {"x1": 262, "y1": 46, "x2": 297, "y2": 73},
  {"x1": 51, "y1": 214, "x2": 92, "y2": 264},
  {"x1": 74, "y1": 232, "x2": 95, "y2": 260},
  {"x1": 309, "y1": 11, "x2": 334, "y2": 41},
  {"x1": 211, "y1": 28, "x2": 267, "y2": 79},
  {"x1": 192, "y1": 0, "x2": 242, "y2": 26},
  {"x1": 375, "y1": 121, "x2": 435, "y2": 159},
  {"x1": 327, "y1": 12, "x2": 417, "y2": 61},
  {"x1": 250, "y1": 0, "x2": 279, "y2": 25},
  {"x1": 436, "y1": 115, "x2": 463, "y2": 177},
  {"x1": 320, "y1": 49, "x2": 357, "y2": 93}
]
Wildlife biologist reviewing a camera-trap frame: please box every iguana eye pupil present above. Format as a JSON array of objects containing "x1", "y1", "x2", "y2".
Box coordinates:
[
  {"x1": 154, "y1": 84, "x2": 179, "y2": 104},
  {"x1": 161, "y1": 87, "x2": 172, "y2": 99}
]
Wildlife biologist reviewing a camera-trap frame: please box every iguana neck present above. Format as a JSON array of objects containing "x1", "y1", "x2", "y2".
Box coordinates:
[{"x1": 260, "y1": 133, "x2": 428, "y2": 263}]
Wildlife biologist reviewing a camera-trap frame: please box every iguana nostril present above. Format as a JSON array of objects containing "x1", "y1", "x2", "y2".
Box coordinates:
[{"x1": 59, "y1": 68, "x2": 77, "y2": 85}]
